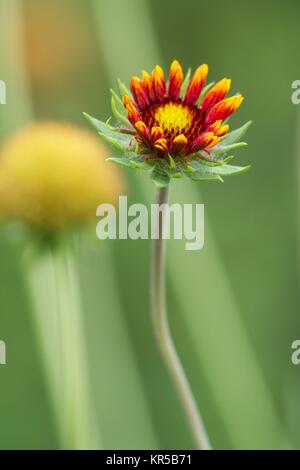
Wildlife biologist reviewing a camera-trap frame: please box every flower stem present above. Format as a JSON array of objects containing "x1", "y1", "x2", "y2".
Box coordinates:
[
  {"x1": 151, "y1": 185, "x2": 211, "y2": 450},
  {"x1": 25, "y1": 238, "x2": 100, "y2": 449},
  {"x1": 51, "y1": 242, "x2": 98, "y2": 449}
]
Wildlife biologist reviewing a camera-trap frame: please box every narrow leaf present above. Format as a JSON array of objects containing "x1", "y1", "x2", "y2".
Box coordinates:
[
  {"x1": 117, "y1": 78, "x2": 131, "y2": 98},
  {"x1": 106, "y1": 157, "x2": 134, "y2": 168},
  {"x1": 83, "y1": 113, "x2": 132, "y2": 151},
  {"x1": 212, "y1": 163, "x2": 251, "y2": 176},
  {"x1": 220, "y1": 121, "x2": 252, "y2": 146},
  {"x1": 213, "y1": 142, "x2": 248, "y2": 154},
  {"x1": 111, "y1": 89, "x2": 129, "y2": 126}
]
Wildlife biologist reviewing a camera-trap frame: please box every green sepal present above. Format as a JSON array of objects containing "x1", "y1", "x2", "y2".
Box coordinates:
[
  {"x1": 110, "y1": 89, "x2": 129, "y2": 126},
  {"x1": 183, "y1": 158, "x2": 250, "y2": 182},
  {"x1": 107, "y1": 152, "x2": 149, "y2": 170},
  {"x1": 211, "y1": 121, "x2": 251, "y2": 154},
  {"x1": 106, "y1": 157, "x2": 134, "y2": 169},
  {"x1": 151, "y1": 164, "x2": 170, "y2": 187},
  {"x1": 196, "y1": 154, "x2": 227, "y2": 166},
  {"x1": 223, "y1": 155, "x2": 235, "y2": 163},
  {"x1": 189, "y1": 171, "x2": 224, "y2": 183},
  {"x1": 117, "y1": 78, "x2": 131, "y2": 98},
  {"x1": 83, "y1": 112, "x2": 133, "y2": 151},
  {"x1": 213, "y1": 141, "x2": 248, "y2": 154},
  {"x1": 219, "y1": 121, "x2": 252, "y2": 146},
  {"x1": 168, "y1": 154, "x2": 176, "y2": 169},
  {"x1": 210, "y1": 163, "x2": 251, "y2": 176},
  {"x1": 173, "y1": 172, "x2": 183, "y2": 179}
]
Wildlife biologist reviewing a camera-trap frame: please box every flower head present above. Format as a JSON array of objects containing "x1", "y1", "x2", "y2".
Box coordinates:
[
  {"x1": 0, "y1": 123, "x2": 123, "y2": 230},
  {"x1": 85, "y1": 60, "x2": 251, "y2": 186},
  {"x1": 123, "y1": 61, "x2": 243, "y2": 157}
]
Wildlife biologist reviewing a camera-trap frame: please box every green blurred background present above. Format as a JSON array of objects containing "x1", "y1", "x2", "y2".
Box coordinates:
[{"x1": 0, "y1": 0, "x2": 299, "y2": 450}]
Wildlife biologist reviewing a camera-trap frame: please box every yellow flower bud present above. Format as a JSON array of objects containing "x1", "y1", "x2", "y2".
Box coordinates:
[{"x1": 0, "y1": 122, "x2": 123, "y2": 231}]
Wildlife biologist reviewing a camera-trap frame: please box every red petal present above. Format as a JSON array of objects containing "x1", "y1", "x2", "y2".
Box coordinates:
[
  {"x1": 152, "y1": 65, "x2": 166, "y2": 102},
  {"x1": 130, "y1": 76, "x2": 150, "y2": 110},
  {"x1": 168, "y1": 60, "x2": 184, "y2": 100},
  {"x1": 123, "y1": 95, "x2": 142, "y2": 124},
  {"x1": 205, "y1": 95, "x2": 244, "y2": 125},
  {"x1": 170, "y1": 134, "x2": 187, "y2": 155},
  {"x1": 201, "y1": 78, "x2": 231, "y2": 113},
  {"x1": 190, "y1": 132, "x2": 218, "y2": 152},
  {"x1": 142, "y1": 70, "x2": 156, "y2": 103},
  {"x1": 184, "y1": 64, "x2": 208, "y2": 106}
]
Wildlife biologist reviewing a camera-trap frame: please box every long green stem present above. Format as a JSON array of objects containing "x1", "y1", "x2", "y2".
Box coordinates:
[
  {"x1": 52, "y1": 243, "x2": 98, "y2": 449},
  {"x1": 151, "y1": 186, "x2": 211, "y2": 450},
  {"x1": 25, "y1": 239, "x2": 100, "y2": 449}
]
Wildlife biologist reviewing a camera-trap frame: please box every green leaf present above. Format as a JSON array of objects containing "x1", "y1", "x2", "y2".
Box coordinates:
[
  {"x1": 106, "y1": 157, "x2": 134, "y2": 169},
  {"x1": 110, "y1": 88, "x2": 125, "y2": 113},
  {"x1": 184, "y1": 159, "x2": 250, "y2": 181},
  {"x1": 220, "y1": 121, "x2": 252, "y2": 146},
  {"x1": 151, "y1": 164, "x2": 170, "y2": 187},
  {"x1": 130, "y1": 160, "x2": 145, "y2": 169},
  {"x1": 196, "y1": 155, "x2": 226, "y2": 166},
  {"x1": 180, "y1": 68, "x2": 191, "y2": 98},
  {"x1": 223, "y1": 155, "x2": 235, "y2": 163},
  {"x1": 191, "y1": 172, "x2": 224, "y2": 183},
  {"x1": 211, "y1": 163, "x2": 251, "y2": 176},
  {"x1": 107, "y1": 151, "x2": 150, "y2": 171},
  {"x1": 213, "y1": 141, "x2": 248, "y2": 154},
  {"x1": 110, "y1": 89, "x2": 129, "y2": 126},
  {"x1": 117, "y1": 78, "x2": 131, "y2": 98},
  {"x1": 83, "y1": 113, "x2": 132, "y2": 151}
]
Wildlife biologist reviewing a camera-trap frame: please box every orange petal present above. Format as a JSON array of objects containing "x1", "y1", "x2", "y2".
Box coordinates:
[
  {"x1": 207, "y1": 120, "x2": 222, "y2": 133},
  {"x1": 130, "y1": 76, "x2": 149, "y2": 110},
  {"x1": 134, "y1": 120, "x2": 150, "y2": 142},
  {"x1": 168, "y1": 60, "x2": 184, "y2": 100},
  {"x1": 142, "y1": 70, "x2": 156, "y2": 102},
  {"x1": 154, "y1": 138, "x2": 169, "y2": 153},
  {"x1": 122, "y1": 94, "x2": 142, "y2": 124},
  {"x1": 152, "y1": 65, "x2": 166, "y2": 102},
  {"x1": 190, "y1": 131, "x2": 216, "y2": 152},
  {"x1": 207, "y1": 120, "x2": 229, "y2": 137},
  {"x1": 206, "y1": 135, "x2": 220, "y2": 148},
  {"x1": 216, "y1": 124, "x2": 229, "y2": 137},
  {"x1": 205, "y1": 95, "x2": 244, "y2": 125},
  {"x1": 150, "y1": 126, "x2": 163, "y2": 142},
  {"x1": 184, "y1": 64, "x2": 208, "y2": 106},
  {"x1": 170, "y1": 134, "x2": 187, "y2": 155},
  {"x1": 201, "y1": 78, "x2": 231, "y2": 112}
]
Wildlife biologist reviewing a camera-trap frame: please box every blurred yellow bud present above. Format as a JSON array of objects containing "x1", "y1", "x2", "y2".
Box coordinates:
[{"x1": 0, "y1": 122, "x2": 123, "y2": 231}]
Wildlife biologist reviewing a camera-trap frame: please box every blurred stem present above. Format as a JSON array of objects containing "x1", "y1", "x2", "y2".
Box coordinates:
[
  {"x1": 25, "y1": 237, "x2": 99, "y2": 449},
  {"x1": 151, "y1": 186, "x2": 211, "y2": 450}
]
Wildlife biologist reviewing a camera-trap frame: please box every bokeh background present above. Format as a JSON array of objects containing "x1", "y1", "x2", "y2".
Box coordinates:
[{"x1": 0, "y1": 0, "x2": 299, "y2": 450}]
